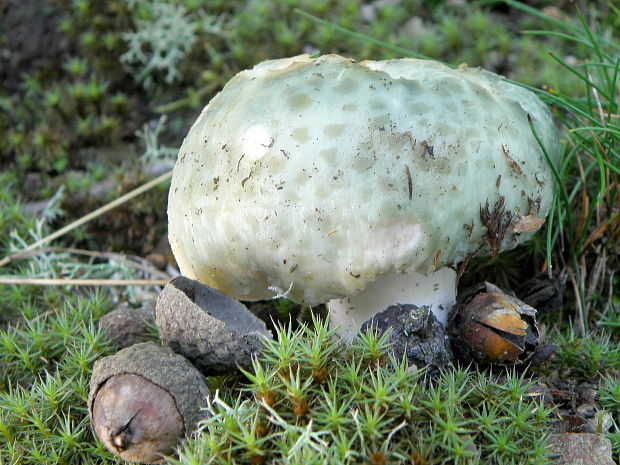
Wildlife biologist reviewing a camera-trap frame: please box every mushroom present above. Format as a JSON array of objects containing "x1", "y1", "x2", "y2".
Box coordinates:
[{"x1": 168, "y1": 54, "x2": 559, "y2": 342}]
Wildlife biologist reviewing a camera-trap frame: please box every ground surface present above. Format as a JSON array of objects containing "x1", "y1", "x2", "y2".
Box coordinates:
[{"x1": 0, "y1": 1, "x2": 618, "y2": 464}]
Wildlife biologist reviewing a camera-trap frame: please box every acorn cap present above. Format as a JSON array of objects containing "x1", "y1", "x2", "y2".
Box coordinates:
[
  {"x1": 156, "y1": 276, "x2": 272, "y2": 375},
  {"x1": 98, "y1": 301, "x2": 156, "y2": 351}
]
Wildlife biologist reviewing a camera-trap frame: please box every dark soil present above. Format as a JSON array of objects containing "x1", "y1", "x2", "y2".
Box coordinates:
[{"x1": 0, "y1": 0, "x2": 71, "y2": 91}]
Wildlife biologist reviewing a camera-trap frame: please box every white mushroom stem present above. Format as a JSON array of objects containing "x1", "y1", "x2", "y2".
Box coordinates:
[{"x1": 327, "y1": 268, "x2": 457, "y2": 343}]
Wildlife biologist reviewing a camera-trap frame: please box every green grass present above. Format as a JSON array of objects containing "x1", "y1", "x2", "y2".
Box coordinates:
[{"x1": 510, "y1": 4, "x2": 620, "y2": 350}]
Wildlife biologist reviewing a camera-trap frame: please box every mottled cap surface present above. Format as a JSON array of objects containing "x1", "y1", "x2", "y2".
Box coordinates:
[{"x1": 168, "y1": 54, "x2": 560, "y2": 306}]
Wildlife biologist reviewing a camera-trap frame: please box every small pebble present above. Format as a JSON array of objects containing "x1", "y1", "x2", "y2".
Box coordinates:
[{"x1": 548, "y1": 433, "x2": 615, "y2": 465}]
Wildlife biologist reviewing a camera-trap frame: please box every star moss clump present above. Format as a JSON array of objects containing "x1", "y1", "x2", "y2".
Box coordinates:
[
  {"x1": 0, "y1": 291, "x2": 116, "y2": 464},
  {"x1": 172, "y1": 316, "x2": 554, "y2": 465}
]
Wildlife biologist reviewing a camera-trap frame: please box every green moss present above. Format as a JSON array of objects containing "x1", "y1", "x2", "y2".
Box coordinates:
[
  {"x1": 0, "y1": 292, "x2": 115, "y2": 464},
  {"x1": 172, "y1": 319, "x2": 554, "y2": 465},
  {"x1": 600, "y1": 377, "x2": 620, "y2": 462},
  {"x1": 551, "y1": 328, "x2": 620, "y2": 381}
]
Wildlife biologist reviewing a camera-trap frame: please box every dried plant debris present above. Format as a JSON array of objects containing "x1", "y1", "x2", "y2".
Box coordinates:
[
  {"x1": 88, "y1": 342, "x2": 210, "y2": 463},
  {"x1": 359, "y1": 304, "x2": 452, "y2": 374},
  {"x1": 515, "y1": 270, "x2": 567, "y2": 315},
  {"x1": 156, "y1": 276, "x2": 272, "y2": 375},
  {"x1": 448, "y1": 282, "x2": 540, "y2": 365},
  {"x1": 479, "y1": 196, "x2": 514, "y2": 259}
]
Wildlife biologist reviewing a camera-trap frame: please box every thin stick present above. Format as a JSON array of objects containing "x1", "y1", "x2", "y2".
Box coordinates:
[
  {"x1": 0, "y1": 278, "x2": 168, "y2": 286},
  {"x1": 154, "y1": 81, "x2": 220, "y2": 113},
  {"x1": 567, "y1": 267, "x2": 586, "y2": 336},
  {"x1": 0, "y1": 170, "x2": 173, "y2": 268}
]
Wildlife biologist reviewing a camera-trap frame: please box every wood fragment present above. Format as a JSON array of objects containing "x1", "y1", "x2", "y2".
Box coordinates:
[
  {"x1": 404, "y1": 165, "x2": 412, "y2": 200},
  {"x1": 512, "y1": 215, "x2": 545, "y2": 234}
]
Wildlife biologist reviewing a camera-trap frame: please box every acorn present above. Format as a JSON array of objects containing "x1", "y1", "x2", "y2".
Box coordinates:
[
  {"x1": 448, "y1": 282, "x2": 540, "y2": 365},
  {"x1": 89, "y1": 342, "x2": 210, "y2": 463}
]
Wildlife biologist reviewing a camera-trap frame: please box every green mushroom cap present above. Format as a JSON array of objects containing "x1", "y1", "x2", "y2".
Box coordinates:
[{"x1": 168, "y1": 54, "x2": 559, "y2": 306}]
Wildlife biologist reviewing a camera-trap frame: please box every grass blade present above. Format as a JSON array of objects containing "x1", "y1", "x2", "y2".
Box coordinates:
[{"x1": 293, "y1": 9, "x2": 434, "y2": 62}]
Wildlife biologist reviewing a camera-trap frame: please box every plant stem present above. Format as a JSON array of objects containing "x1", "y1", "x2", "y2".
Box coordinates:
[{"x1": 0, "y1": 277, "x2": 168, "y2": 286}]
